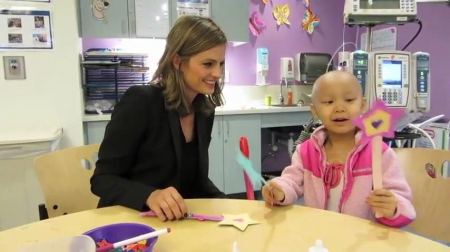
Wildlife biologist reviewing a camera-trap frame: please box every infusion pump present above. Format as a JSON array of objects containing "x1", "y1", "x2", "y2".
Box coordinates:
[
  {"x1": 347, "y1": 50, "x2": 430, "y2": 113},
  {"x1": 343, "y1": 0, "x2": 417, "y2": 25}
]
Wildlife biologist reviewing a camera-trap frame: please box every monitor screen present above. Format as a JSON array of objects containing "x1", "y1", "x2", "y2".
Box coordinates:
[
  {"x1": 359, "y1": 0, "x2": 400, "y2": 9},
  {"x1": 381, "y1": 60, "x2": 402, "y2": 88}
]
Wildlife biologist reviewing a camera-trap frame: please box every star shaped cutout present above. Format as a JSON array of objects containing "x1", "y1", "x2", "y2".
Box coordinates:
[
  {"x1": 96, "y1": 239, "x2": 111, "y2": 248},
  {"x1": 218, "y1": 213, "x2": 260, "y2": 231},
  {"x1": 352, "y1": 99, "x2": 404, "y2": 140}
]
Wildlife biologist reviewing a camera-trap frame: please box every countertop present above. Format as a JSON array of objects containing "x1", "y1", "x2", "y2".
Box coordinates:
[{"x1": 83, "y1": 105, "x2": 311, "y2": 122}]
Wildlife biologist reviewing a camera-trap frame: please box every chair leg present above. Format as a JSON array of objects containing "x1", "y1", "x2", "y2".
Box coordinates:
[{"x1": 38, "y1": 203, "x2": 49, "y2": 220}]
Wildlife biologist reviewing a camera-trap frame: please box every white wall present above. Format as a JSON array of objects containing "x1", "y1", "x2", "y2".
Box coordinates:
[{"x1": 0, "y1": 0, "x2": 84, "y2": 148}]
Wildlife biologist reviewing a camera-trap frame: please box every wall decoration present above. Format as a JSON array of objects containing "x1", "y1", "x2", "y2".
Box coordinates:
[
  {"x1": 273, "y1": 4, "x2": 290, "y2": 26},
  {"x1": 0, "y1": 0, "x2": 50, "y2": 2},
  {"x1": 249, "y1": 11, "x2": 266, "y2": 36},
  {"x1": 0, "y1": 9, "x2": 53, "y2": 50},
  {"x1": 262, "y1": 0, "x2": 268, "y2": 3},
  {"x1": 92, "y1": 0, "x2": 110, "y2": 24},
  {"x1": 301, "y1": 0, "x2": 319, "y2": 34},
  {"x1": 177, "y1": 0, "x2": 210, "y2": 18},
  {"x1": 302, "y1": 8, "x2": 320, "y2": 34}
]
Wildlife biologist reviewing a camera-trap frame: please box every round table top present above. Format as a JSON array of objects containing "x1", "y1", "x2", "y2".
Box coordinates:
[{"x1": 0, "y1": 199, "x2": 448, "y2": 252}]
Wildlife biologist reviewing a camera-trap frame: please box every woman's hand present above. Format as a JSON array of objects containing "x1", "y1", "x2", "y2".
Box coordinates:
[
  {"x1": 146, "y1": 187, "x2": 188, "y2": 221},
  {"x1": 366, "y1": 189, "x2": 398, "y2": 219}
]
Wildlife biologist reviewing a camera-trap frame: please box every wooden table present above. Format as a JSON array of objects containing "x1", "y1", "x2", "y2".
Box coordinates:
[{"x1": 0, "y1": 199, "x2": 449, "y2": 252}]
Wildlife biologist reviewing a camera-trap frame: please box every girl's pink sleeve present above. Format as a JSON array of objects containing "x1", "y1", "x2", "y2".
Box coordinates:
[
  {"x1": 377, "y1": 148, "x2": 416, "y2": 228},
  {"x1": 270, "y1": 144, "x2": 305, "y2": 205}
]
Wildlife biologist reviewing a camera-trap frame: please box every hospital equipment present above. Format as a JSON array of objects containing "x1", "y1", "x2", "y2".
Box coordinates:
[
  {"x1": 346, "y1": 50, "x2": 430, "y2": 115},
  {"x1": 343, "y1": 0, "x2": 417, "y2": 25}
]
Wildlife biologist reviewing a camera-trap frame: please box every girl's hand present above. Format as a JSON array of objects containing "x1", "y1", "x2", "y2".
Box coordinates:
[
  {"x1": 366, "y1": 189, "x2": 398, "y2": 219},
  {"x1": 262, "y1": 181, "x2": 285, "y2": 205}
]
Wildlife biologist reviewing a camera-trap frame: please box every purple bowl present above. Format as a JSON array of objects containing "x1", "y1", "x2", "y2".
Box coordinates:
[{"x1": 82, "y1": 223, "x2": 158, "y2": 252}]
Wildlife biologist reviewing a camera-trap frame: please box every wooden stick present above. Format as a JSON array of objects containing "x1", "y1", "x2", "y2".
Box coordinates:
[{"x1": 372, "y1": 136, "x2": 383, "y2": 218}]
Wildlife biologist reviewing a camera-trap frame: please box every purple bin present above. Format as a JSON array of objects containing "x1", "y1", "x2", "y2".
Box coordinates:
[{"x1": 82, "y1": 223, "x2": 158, "y2": 252}]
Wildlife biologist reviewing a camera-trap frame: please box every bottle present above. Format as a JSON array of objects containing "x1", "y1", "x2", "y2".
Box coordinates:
[
  {"x1": 287, "y1": 86, "x2": 293, "y2": 105},
  {"x1": 232, "y1": 242, "x2": 239, "y2": 252},
  {"x1": 308, "y1": 240, "x2": 329, "y2": 252}
]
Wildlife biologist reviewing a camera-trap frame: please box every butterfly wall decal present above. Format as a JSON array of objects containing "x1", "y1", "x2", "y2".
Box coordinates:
[
  {"x1": 273, "y1": 4, "x2": 290, "y2": 26},
  {"x1": 249, "y1": 11, "x2": 266, "y2": 36},
  {"x1": 302, "y1": 0, "x2": 310, "y2": 7},
  {"x1": 262, "y1": 0, "x2": 268, "y2": 4},
  {"x1": 302, "y1": 8, "x2": 320, "y2": 34}
]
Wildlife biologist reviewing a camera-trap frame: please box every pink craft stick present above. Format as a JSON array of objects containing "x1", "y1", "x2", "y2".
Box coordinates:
[{"x1": 140, "y1": 211, "x2": 243, "y2": 222}]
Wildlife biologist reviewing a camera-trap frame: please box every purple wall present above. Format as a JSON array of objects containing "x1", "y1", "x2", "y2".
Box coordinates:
[
  {"x1": 226, "y1": 0, "x2": 357, "y2": 85},
  {"x1": 261, "y1": 2, "x2": 450, "y2": 173},
  {"x1": 82, "y1": 0, "x2": 357, "y2": 86},
  {"x1": 358, "y1": 3, "x2": 449, "y2": 117}
]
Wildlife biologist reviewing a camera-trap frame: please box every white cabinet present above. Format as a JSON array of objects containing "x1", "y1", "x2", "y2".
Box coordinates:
[
  {"x1": 207, "y1": 117, "x2": 225, "y2": 192},
  {"x1": 208, "y1": 115, "x2": 262, "y2": 195}
]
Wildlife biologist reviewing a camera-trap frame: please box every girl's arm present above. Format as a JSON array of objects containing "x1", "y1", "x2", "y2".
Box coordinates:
[
  {"x1": 270, "y1": 144, "x2": 305, "y2": 205},
  {"x1": 377, "y1": 148, "x2": 416, "y2": 228}
]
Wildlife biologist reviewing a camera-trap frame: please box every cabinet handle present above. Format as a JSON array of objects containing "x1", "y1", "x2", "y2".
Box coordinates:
[
  {"x1": 226, "y1": 121, "x2": 229, "y2": 137},
  {"x1": 218, "y1": 121, "x2": 221, "y2": 137},
  {"x1": 122, "y1": 20, "x2": 126, "y2": 34}
]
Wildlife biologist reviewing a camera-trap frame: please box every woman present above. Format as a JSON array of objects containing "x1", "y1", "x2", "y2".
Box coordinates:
[{"x1": 90, "y1": 15, "x2": 227, "y2": 222}]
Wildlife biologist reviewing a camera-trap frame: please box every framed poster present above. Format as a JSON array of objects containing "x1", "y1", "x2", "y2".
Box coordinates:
[
  {"x1": 177, "y1": 0, "x2": 210, "y2": 18},
  {"x1": 0, "y1": 9, "x2": 53, "y2": 50},
  {"x1": 0, "y1": 0, "x2": 50, "y2": 2}
]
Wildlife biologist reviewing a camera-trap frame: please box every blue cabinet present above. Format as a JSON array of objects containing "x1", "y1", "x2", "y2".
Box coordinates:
[
  {"x1": 79, "y1": 0, "x2": 170, "y2": 39},
  {"x1": 79, "y1": 0, "x2": 132, "y2": 38},
  {"x1": 170, "y1": 0, "x2": 249, "y2": 43}
]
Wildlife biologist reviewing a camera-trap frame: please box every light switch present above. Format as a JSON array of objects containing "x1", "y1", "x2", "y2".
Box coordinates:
[{"x1": 3, "y1": 56, "x2": 26, "y2": 80}]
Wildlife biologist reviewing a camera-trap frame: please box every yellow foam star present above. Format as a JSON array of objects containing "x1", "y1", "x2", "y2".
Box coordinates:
[
  {"x1": 218, "y1": 213, "x2": 260, "y2": 231},
  {"x1": 362, "y1": 110, "x2": 391, "y2": 137}
]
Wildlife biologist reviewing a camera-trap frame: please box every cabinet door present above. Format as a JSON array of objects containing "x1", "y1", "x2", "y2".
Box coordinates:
[
  {"x1": 211, "y1": 0, "x2": 249, "y2": 43},
  {"x1": 79, "y1": 0, "x2": 130, "y2": 38},
  {"x1": 84, "y1": 121, "x2": 108, "y2": 145},
  {"x1": 207, "y1": 116, "x2": 225, "y2": 192},
  {"x1": 222, "y1": 114, "x2": 262, "y2": 194},
  {"x1": 169, "y1": 0, "x2": 249, "y2": 43}
]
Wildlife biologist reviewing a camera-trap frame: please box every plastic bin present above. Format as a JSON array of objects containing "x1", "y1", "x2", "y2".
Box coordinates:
[{"x1": 0, "y1": 127, "x2": 63, "y2": 230}]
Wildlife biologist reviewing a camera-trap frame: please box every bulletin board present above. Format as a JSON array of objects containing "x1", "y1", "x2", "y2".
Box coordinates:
[
  {"x1": 134, "y1": 0, "x2": 170, "y2": 38},
  {"x1": 0, "y1": 9, "x2": 53, "y2": 50},
  {"x1": 360, "y1": 27, "x2": 397, "y2": 51}
]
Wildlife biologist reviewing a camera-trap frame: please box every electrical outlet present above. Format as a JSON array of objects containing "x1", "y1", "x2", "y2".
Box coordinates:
[{"x1": 3, "y1": 56, "x2": 26, "y2": 80}]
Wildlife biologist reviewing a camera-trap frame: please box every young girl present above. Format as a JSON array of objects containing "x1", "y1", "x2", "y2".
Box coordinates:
[{"x1": 262, "y1": 70, "x2": 416, "y2": 228}]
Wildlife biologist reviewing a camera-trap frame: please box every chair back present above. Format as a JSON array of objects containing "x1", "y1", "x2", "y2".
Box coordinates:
[
  {"x1": 34, "y1": 144, "x2": 100, "y2": 218},
  {"x1": 394, "y1": 148, "x2": 450, "y2": 242}
]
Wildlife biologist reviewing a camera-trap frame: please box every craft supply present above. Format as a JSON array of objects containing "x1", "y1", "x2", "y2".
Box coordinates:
[
  {"x1": 96, "y1": 228, "x2": 170, "y2": 252},
  {"x1": 249, "y1": 11, "x2": 266, "y2": 36},
  {"x1": 140, "y1": 211, "x2": 243, "y2": 222},
  {"x1": 236, "y1": 150, "x2": 268, "y2": 188},
  {"x1": 96, "y1": 239, "x2": 147, "y2": 252},
  {"x1": 218, "y1": 213, "x2": 260, "y2": 231},
  {"x1": 83, "y1": 223, "x2": 159, "y2": 252},
  {"x1": 236, "y1": 138, "x2": 268, "y2": 190},
  {"x1": 240, "y1": 136, "x2": 257, "y2": 200},
  {"x1": 308, "y1": 239, "x2": 329, "y2": 252},
  {"x1": 273, "y1": 4, "x2": 290, "y2": 26},
  {"x1": 352, "y1": 99, "x2": 404, "y2": 218}
]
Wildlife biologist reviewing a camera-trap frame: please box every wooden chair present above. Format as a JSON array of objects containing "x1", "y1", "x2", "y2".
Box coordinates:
[
  {"x1": 394, "y1": 148, "x2": 450, "y2": 243},
  {"x1": 34, "y1": 144, "x2": 100, "y2": 220}
]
